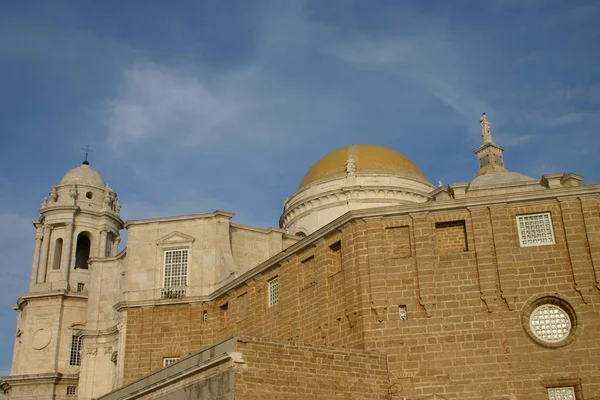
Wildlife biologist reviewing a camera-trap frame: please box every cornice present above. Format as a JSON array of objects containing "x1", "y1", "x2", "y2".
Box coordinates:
[
  {"x1": 0, "y1": 372, "x2": 78, "y2": 386},
  {"x1": 113, "y1": 184, "x2": 600, "y2": 311},
  {"x1": 41, "y1": 205, "x2": 123, "y2": 225},
  {"x1": 80, "y1": 324, "x2": 119, "y2": 338},
  {"x1": 113, "y1": 295, "x2": 210, "y2": 312},
  {"x1": 13, "y1": 291, "x2": 88, "y2": 310},
  {"x1": 125, "y1": 210, "x2": 235, "y2": 228},
  {"x1": 213, "y1": 183, "x2": 600, "y2": 301},
  {"x1": 280, "y1": 186, "x2": 432, "y2": 227}
]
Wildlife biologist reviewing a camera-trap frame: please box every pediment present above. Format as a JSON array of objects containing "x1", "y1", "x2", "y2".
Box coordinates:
[{"x1": 156, "y1": 231, "x2": 196, "y2": 246}]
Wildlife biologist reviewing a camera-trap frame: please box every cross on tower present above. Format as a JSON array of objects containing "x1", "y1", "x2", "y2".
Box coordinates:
[{"x1": 81, "y1": 145, "x2": 93, "y2": 165}]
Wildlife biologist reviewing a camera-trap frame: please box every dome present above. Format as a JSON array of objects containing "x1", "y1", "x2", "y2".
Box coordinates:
[
  {"x1": 469, "y1": 171, "x2": 536, "y2": 187},
  {"x1": 298, "y1": 144, "x2": 428, "y2": 190},
  {"x1": 60, "y1": 163, "x2": 106, "y2": 187}
]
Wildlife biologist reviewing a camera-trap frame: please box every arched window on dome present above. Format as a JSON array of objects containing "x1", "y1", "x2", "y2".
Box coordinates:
[
  {"x1": 75, "y1": 232, "x2": 92, "y2": 269},
  {"x1": 52, "y1": 238, "x2": 63, "y2": 270}
]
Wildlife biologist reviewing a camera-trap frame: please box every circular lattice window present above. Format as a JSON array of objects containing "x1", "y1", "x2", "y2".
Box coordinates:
[
  {"x1": 529, "y1": 304, "x2": 572, "y2": 343},
  {"x1": 524, "y1": 297, "x2": 577, "y2": 347}
]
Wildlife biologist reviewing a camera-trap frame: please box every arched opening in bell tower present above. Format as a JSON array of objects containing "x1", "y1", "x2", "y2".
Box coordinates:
[
  {"x1": 52, "y1": 238, "x2": 63, "y2": 270},
  {"x1": 75, "y1": 232, "x2": 92, "y2": 269}
]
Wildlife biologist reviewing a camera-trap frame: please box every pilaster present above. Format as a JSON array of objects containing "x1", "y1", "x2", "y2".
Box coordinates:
[
  {"x1": 37, "y1": 225, "x2": 53, "y2": 284},
  {"x1": 112, "y1": 236, "x2": 121, "y2": 257},
  {"x1": 30, "y1": 228, "x2": 43, "y2": 290},
  {"x1": 559, "y1": 198, "x2": 596, "y2": 302},
  {"x1": 61, "y1": 220, "x2": 75, "y2": 288},
  {"x1": 469, "y1": 207, "x2": 500, "y2": 312},
  {"x1": 410, "y1": 213, "x2": 436, "y2": 317}
]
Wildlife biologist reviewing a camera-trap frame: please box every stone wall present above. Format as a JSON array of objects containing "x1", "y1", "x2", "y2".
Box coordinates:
[
  {"x1": 234, "y1": 336, "x2": 389, "y2": 399},
  {"x1": 104, "y1": 336, "x2": 389, "y2": 400},
  {"x1": 121, "y1": 197, "x2": 600, "y2": 399}
]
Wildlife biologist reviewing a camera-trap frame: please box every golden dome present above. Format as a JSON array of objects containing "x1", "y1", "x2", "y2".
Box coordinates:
[{"x1": 298, "y1": 144, "x2": 428, "y2": 190}]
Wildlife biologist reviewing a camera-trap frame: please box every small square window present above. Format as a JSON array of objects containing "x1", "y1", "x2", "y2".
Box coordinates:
[
  {"x1": 66, "y1": 386, "x2": 77, "y2": 395},
  {"x1": 163, "y1": 357, "x2": 180, "y2": 367},
  {"x1": 77, "y1": 283, "x2": 85, "y2": 292},
  {"x1": 548, "y1": 386, "x2": 576, "y2": 400},
  {"x1": 268, "y1": 277, "x2": 279, "y2": 307},
  {"x1": 517, "y1": 213, "x2": 555, "y2": 247}
]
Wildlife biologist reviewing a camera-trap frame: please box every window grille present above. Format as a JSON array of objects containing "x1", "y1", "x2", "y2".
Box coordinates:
[
  {"x1": 517, "y1": 213, "x2": 555, "y2": 247},
  {"x1": 268, "y1": 277, "x2": 279, "y2": 307},
  {"x1": 530, "y1": 304, "x2": 572, "y2": 343},
  {"x1": 69, "y1": 335, "x2": 82, "y2": 366},
  {"x1": 548, "y1": 387, "x2": 576, "y2": 400},
  {"x1": 66, "y1": 386, "x2": 77, "y2": 395},
  {"x1": 162, "y1": 250, "x2": 188, "y2": 298},
  {"x1": 77, "y1": 283, "x2": 85, "y2": 292},
  {"x1": 163, "y1": 357, "x2": 180, "y2": 367}
]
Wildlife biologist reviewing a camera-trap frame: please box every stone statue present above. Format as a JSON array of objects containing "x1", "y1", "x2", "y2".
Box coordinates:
[
  {"x1": 114, "y1": 197, "x2": 121, "y2": 213},
  {"x1": 49, "y1": 185, "x2": 58, "y2": 202},
  {"x1": 345, "y1": 156, "x2": 357, "y2": 174},
  {"x1": 438, "y1": 180, "x2": 443, "y2": 188},
  {"x1": 41, "y1": 197, "x2": 48, "y2": 208},
  {"x1": 480, "y1": 112, "x2": 492, "y2": 143},
  {"x1": 102, "y1": 189, "x2": 112, "y2": 209}
]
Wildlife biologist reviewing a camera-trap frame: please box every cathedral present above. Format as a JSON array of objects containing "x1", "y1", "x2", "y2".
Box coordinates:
[{"x1": 1, "y1": 115, "x2": 600, "y2": 399}]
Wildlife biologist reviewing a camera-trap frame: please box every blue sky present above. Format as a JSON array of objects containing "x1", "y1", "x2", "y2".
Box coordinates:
[{"x1": 0, "y1": 0, "x2": 599, "y2": 378}]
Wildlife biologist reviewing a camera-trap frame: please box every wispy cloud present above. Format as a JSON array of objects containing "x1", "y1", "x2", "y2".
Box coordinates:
[
  {"x1": 0, "y1": 213, "x2": 33, "y2": 298},
  {"x1": 105, "y1": 63, "x2": 253, "y2": 149}
]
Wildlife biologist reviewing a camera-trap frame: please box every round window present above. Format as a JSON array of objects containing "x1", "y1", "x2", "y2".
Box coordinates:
[
  {"x1": 86, "y1": 191, "x2": 93, "y2": 199},
  {"x1": 529, "y1": 304, "x2": 572, "y2": 343}
]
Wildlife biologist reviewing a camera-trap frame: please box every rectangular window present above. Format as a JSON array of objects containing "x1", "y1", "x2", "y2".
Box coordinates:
[
  {"x1": 268, "y1": 277, "x2": 279, "y2": 307},
  {"x1": 163, "y1": 357, "x2": 180, "y2": 367},
  {"x1": 517, "y1": 213, "x2": 555, "y2": 247},
  {"x1": 163, "y1": 250, "x2": 188, "y2": 298},
  {"x1": 548, "y1": 387, "x2": 576, "y2": 400},
  {"x1": 69, "y1": 335, "x2": 82, "y2": 366},
  {"x1": 77, "y1": 283, "x2": 85, "y2": 292},
  {"x1": 66, "y1": 386, "x2": 77, "y2": 395},
  {"x1": 399, "y1": 305, "x2": 408, "y2": 321}
]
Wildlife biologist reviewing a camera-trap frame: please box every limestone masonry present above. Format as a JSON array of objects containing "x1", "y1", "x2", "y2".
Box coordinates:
[{"x1": 2, "y1": 115, "x2": 599, "y2": 399}]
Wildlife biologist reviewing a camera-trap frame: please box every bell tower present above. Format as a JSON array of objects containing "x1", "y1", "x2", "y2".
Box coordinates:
[{"x1": 1, "y1": 160, "x2": 124, "y2": 399}]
